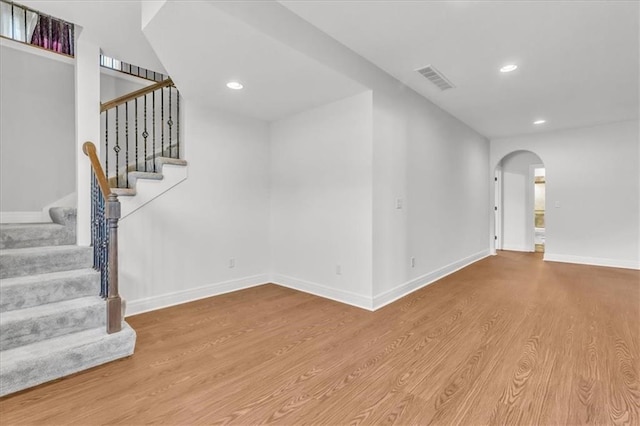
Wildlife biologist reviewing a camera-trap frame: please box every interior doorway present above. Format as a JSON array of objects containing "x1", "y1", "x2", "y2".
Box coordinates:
[{"x1": 494, "y1": 151, "x2": 545, "y2": 253}]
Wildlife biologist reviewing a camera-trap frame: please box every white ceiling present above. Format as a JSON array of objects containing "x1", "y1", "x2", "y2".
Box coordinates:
[
  {"x1": 281, "y1": 1, "x2": 639, "y2": 138},
  {"x1": 142, "y1": 1, "x2": 367, "y2": 122}
]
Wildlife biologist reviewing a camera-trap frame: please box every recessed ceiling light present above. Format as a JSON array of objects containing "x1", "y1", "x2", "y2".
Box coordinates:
[
  {"x1": 533, "y1": 119, "x2": 546, "y2": 125},
  {"x1": 226, "y1": 81, "x2": 243, "y2": 90},
  {"x1": 500, "y1": 64, "x2": 518, "y2": 73}
]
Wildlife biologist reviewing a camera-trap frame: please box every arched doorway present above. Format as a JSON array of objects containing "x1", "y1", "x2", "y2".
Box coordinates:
[{"x1": 493, "y1": 150, "x2": 545, "y2": 254}]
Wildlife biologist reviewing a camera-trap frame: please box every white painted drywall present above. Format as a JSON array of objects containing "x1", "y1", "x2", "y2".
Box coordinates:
[
  {"x1": 120, "y1": 101, "x2": 271, "y2": 315},
  {"x1": 270, "y1": 92, "x2": 374, "y2": 308},
  {"x1": 0, "y1": 42, "x2": 75, "y2": 212},
  {"x1": 499, "y1": 151, "x2": 542, "y2": 252},
  {"x1": 372, "y1": 90, "x2": 491, "y2": 307},
  {"x1": 75, "y1": 33, "x2": 101, "y2": 246},
  {"x1": 491, "y1": 120, "x2": 640, "y2": 269},
  {"x1": 100, "y1": 71, "x2": 150, "y2": 103}
]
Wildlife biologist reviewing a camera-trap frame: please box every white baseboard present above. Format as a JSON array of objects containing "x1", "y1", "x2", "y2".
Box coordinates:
[
  {"x1": 125, "y1": 274, "x2": 270, "y2": 316},
  {"x1": 271, "y1": 274, "x2": 374, "y2": 311},
  {"x1": 0, "y1": 211, "x2": 48, "y2": 224},
  {"x1": 373, "y1": 249, "x2": 491, "y2": 310},
  {"x1": 544, "y1": 253, "x2": 640, "y2": 270}
]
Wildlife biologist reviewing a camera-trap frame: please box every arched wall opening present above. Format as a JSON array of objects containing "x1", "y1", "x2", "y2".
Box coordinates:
[{"x1": 492, "y1": 150, "x2": 545, "y2": 254}]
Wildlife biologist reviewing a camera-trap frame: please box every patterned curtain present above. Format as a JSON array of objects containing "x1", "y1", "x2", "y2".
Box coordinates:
[{"x1": 30, "y1": 15, "x2": 73, "y2": 56}]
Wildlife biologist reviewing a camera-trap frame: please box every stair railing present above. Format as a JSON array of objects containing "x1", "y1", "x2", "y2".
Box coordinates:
[
  {"x1": 83, "y1": 141, "x2": 122, "y2": 334},
  {"x1": 101, "y1": 77, "x2": 181, "y2": 189}
]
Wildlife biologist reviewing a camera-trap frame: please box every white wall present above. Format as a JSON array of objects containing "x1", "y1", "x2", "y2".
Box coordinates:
[
  {"x1": 500, "y1": 151, "x2": 542, "y2": 252},
  {"x1": 491, "y1": 120, "x2": 640, "y2": 269},
  {"x1": 270, "y1": 92, "x2": 374, "y2": 308},
  {"x1": 100, "y1": 71, "x2": 150, "y2": 103},
  {"x1": 120, "y1": 102, "x2": 271, "y2": 315},
  {"x1": 372, "y1": 90, "x2": 490, "y2": 308},
  {"x1": 0, "y1": 42, "x2": 75, "y2": 213}
]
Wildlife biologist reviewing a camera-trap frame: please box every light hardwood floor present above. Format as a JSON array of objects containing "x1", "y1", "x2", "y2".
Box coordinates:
[{"x1": 1, "y1": 251, "x2": 639, "y2": 425}]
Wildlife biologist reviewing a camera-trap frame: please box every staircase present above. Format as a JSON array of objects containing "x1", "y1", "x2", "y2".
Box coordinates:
[{"x1": 0, "y1": 208, "x2": 136, "y2": 397}]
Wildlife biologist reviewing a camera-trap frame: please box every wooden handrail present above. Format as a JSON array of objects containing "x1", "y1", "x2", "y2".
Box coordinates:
[
  {"x1": 100, "y1": 78, "x2": 174, "y2": 112},
  {"x1": 82, "y1": 141, "x2": 111, "y2": 197}
]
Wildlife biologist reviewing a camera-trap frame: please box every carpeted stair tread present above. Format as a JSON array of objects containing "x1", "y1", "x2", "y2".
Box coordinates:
[
  {"x1": 157, "y1": 157, "x2": 187, "y2": 167},
  {"x1": 0, "y1": 322, "x2": 136, "y2": 396},
  {"x1": 0, "y1": 269, "x2": 100, "y2": 313},
  {"x1": 111, "y1": 187, "x2": 136, "y2": 197},
  {"x1": 0, "y1": 245, "x2": 92, "y2": 279},
  {"x1": 0, "y1": 223, "x2": 74, "y2": 249},
  {"x1": 0, "y1": 296, "x2": 105, "y2": 351}
]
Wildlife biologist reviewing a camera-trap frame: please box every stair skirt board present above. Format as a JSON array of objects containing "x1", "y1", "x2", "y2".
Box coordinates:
[{"x1": 0, "y1": 323, "x2": 136, "y2": 397}]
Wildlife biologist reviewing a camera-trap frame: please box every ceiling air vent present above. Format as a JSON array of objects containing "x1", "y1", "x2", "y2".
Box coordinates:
[{"x1": 416, "y1": 65, "x2": 455, "y2": 91}]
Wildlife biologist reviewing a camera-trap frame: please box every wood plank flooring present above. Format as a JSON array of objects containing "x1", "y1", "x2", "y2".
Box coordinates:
[{"x1": 1, "y1": 251, "x2": 639, "y2": 425}]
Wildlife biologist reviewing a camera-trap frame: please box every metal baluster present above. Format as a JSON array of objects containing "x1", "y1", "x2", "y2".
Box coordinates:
[
  {"x1": 115, "y1": 105, "x2": 120, "y2": 187},
  {"x1": 177, "y1": 89, "x2": 180, "y2": 158},
  {"x1": 143, "y1": 95, "x2": 148, "y2": 172},
  {"x1": 100, "y1": 193, "x2": 108, "y2": 298},
  {"x1": 135, "y1": 98, "x2": 139, "y2": 172},
  {"x1": 91, "y1": 173, "x2": 97, "y2": 269},
  {"x1": 168, "y1": 87, "x2": 173, "y2": 158},
  {"x1": 125, "y1": 102, "x2": 129, "y2": 188},
  {"x1": 161, "y1": 87, "x2": 164, "y2": 157},
  {"x1": 152, "y1": 91, "x2": 156, "y2": 172},
  {"x1": 104, "y1": 110, "x2": 109, "y2": 181}
]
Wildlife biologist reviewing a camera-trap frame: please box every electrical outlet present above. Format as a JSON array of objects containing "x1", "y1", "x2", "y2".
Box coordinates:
[
  {"x1": 411, "y1": 257, "x2": 416, "y2": 268},
  {"x1": 336, "y1": 264, "x2": 342, "y2": 275},
  {"x1": 229, "y1": 258, "x2": 235, "y2": 268}
]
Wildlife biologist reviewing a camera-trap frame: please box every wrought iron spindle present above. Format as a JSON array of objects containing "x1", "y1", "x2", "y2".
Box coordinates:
[
  {"x1": 114, "y1": 105, "x2": 120, "y2": 187},
  {"x1": 125, "y1": 102, "x2": 129, "y2": 188},
  {"x1": 90, "y1": 171, "x2": 108, "y2": 297},
  {"x1": 104, "y1": 110, "x2": 109, "y2": 180},
  {"x1": 143, "y1": 94, "x2": 148, "y2": 172},
  {"x1": 161, "y1": 87, "x2": 164, "y2": 157},
  {"x1": 177, "y1": 89, "x2": 180, "y2": 158},
  {"x1": 152, "y1": 91, "x2": 156, "y2": 172},
  {"x1": 168, "y1": 87, "x2": 173, "y2": 158},
  {"x1": 135, "y1": 98, "x2": 139, "y2": 172}
]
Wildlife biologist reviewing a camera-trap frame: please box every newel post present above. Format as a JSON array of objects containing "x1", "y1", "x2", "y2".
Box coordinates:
[{"x1": 106, "y1": 193, "x2": 122, "y2": 333}]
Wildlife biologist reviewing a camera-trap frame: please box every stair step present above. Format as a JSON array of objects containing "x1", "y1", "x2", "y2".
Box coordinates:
[
  {"x1": 157, "y1": 157, "x2": 187, "y2": 168},
  {"x1": 0, "y1": 296, "x2": 105, "y2": 351},
  {"x1": 0, "y1": 223, "x2": 74, "y2": 249},
  {"x1": 108, "y1": 171, "x2": 164, "y2": 188},
  {"x1": 112, "y1": 187, "x2": 136, "y2": 197},
  {"x1": 0, "y1": 323, "x2": 136, "y2": 396},
  {"x1": 48, "y1": 207, "x2": 76, "y2": 228},
  {"x1": 0, "y1": 269, "x2": 100, "y2": 313},
  {"x1": 0, "y1": 245, "x2": 92, "y2": 279}
]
